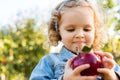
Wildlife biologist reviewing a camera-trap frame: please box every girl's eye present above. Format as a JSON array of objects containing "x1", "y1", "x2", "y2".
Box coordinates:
[
  {"x1": 84, "y1": 28, "x2": 91, "y2": 31},
  {"x1": 66, "y1": 29, "x2": 75, "y2": 32}
]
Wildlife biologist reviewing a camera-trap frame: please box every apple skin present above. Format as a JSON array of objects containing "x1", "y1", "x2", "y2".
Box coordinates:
[{"x1": 71, "y1": 52, "x2": 103, "y2": 76}]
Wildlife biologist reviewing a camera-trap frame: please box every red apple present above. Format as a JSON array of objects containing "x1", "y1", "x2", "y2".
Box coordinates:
[{"x1": 71, "y1": 46, "x2": 103, "y2": 76}]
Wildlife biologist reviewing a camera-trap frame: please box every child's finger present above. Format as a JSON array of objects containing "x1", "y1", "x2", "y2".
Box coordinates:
[
  {"x1": 97, "y1": 68, "x2": 117, "y2": 80},
  {"x1": 95, "y1": 52, "x2": 113, "y2": 59},
  {"x1": 94, "y1": 51, "x2": 104, "y2": 55},
  {"x1": 81, "y1": 76, "x2": 97, "y2": 80},
  {"x1": 103, "y1": 52, "x2": 114, "y2": 59},
  {"x1": 73, "y1": 64, "x2": 90, "y2": 75},
  {"x1": 103, "y1": 58, "x2": 114, "y2": 69},
  {"x1": 97, "y1": 68, "x2": 110, "y2": 74}
]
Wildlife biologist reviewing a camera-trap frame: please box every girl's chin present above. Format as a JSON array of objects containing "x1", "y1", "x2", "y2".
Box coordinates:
[
  {"x1": 69, "y1": 47, "x2": 83, "y2": 54},
  {"x1": 74, "y1": 45, "x2": 84, "y2": 50}
]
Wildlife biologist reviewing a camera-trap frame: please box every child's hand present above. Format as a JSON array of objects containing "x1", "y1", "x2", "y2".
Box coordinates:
[
  {"x1": 63, "y1": 57, "x2": 97, "y2": 80},
  {"x1": 96, "y1": 52, "x2": 119, "y2": 80}
]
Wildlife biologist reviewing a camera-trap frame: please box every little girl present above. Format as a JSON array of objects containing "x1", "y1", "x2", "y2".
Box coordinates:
[{"x1": 30, "y1": 0, "x2": 120, "y2": 80}]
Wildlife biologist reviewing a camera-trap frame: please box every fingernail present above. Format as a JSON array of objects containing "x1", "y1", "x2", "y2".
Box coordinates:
[
  {"x1": 85, "y1": 64, "x2": 90, "y2": 67},
  {"x1": 103, "y1": 57, "x2": 107, "y2": 61}
]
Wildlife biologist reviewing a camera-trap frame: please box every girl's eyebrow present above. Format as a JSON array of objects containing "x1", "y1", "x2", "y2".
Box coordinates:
[
  {"x1": 65, "y1": 24, "x2": 77, "y2": 28},
  {"x1": 62, "y1": 23, "x2": 76, "y2": 27},
  {"x1": 84, "y1": 24, "x2": 93, "y2": 28}
]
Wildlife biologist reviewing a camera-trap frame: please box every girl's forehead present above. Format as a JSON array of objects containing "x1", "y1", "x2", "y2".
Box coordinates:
[
  {"x1": 59, "y1": 7, "x2": 94, "y2": 27},
  {"x1": 60, "y1": 6, "x2": 94, "y2": 19},
  {"x1": 61, "y1": 6, "x2": 94, "y2": 16}
]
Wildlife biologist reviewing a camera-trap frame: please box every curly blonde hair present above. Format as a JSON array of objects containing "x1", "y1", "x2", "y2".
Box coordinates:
[{"x1": 48, "y1": 0, "x2": 107, "y2": 51}]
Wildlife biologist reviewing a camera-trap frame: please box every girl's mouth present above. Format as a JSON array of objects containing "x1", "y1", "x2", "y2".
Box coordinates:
[{"x1": 73, "y1": 41, "x2": 85, "y2": 44}]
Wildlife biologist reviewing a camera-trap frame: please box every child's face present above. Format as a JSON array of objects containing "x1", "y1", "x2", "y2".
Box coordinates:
[{"x1": 59, "y1": 7, "x2": 95, "y2": 53}]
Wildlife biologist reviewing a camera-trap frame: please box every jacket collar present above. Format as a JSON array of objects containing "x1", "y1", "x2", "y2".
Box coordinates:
[{"x1": 60, "y1": 46, "x2": 76, "y2": 60}]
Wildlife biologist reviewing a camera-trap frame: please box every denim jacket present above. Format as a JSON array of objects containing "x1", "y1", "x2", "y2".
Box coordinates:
[{"x1": 30, "y1": 46, "x2": 120, "y2": 80}]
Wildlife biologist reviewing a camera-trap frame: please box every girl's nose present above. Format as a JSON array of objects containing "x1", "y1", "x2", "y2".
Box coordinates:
[{"x1": 75, "y1": 31, "x2": 84, "y2": 38}]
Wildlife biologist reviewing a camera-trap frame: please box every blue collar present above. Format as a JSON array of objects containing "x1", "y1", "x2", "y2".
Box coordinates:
[{"x1": 60, "y1": 46, "x2": 76, "y2": 60}]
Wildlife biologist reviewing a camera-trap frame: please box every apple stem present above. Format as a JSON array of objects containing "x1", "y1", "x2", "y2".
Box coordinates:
[
  {"x1": 76, "y1": 47, "x2": 81, "y2": 57},
  {"x1": 76, "y1": 47, "x2": 79, "y2": 55}
]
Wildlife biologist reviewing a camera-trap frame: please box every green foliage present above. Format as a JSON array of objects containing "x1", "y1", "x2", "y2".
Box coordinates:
[
  {"x1": 102, "y1": 0, "x2": 115, "y2": 8},
  {"x1": 106, "y1": 17, "x2": 117, "y2": 28},
  {"x1": 103, "y1": 36, "x2": 120, "y2": 65},
  {"x1": 114, "y1": 20, "x2": 120, "y2": 31},
  {"x1": 108, "y1": 0, "x2": 115, "y2": 8},
  {"x1": 0, "y1": 18, "x2": 49, "y2": 80},
  {"x1": 98, "y1": 0, "x2": 120, "y2": 65}
]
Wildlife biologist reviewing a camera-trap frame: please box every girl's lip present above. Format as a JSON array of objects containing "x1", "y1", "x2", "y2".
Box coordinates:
[{"x1": 73, "y1": 41, "x2": 85, "y2": 44}]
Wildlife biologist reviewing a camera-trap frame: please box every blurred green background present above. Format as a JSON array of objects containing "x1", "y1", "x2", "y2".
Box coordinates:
[{"x1": 0, "y1": 0, "x2": 120, "y2": 80}]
